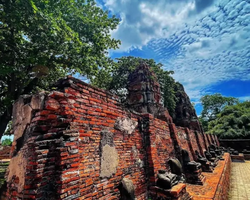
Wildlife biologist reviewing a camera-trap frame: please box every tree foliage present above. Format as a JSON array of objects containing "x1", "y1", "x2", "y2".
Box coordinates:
[
  {"x1": 208, "y1": 101, "x2": 250, "y2": 139},
  {"x1": 200, "y1": 93, "x2": 239, "y2": 120},
  {"x1": 1, "y1": 138, "x2": 12, "y2": 146},
  {"x1": 0, "y1": 0, "x2": 120, "y2": 138},
  {"x1": 91, "y1": 56, "x2": 177, "y2": 116},
  {"x1": 199, "y1": 93, "x2": 239, "y2": 131}
]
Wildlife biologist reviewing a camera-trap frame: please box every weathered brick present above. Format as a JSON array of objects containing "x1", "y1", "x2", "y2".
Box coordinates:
[
  {"x1": 45, "y1": 98, "x2": 60, "y2": 110},
  {"x1": 7, "y1": 75, "x2": 223, "y2": 200}
]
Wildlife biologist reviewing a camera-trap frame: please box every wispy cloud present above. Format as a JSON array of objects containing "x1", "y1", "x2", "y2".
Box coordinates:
[
  {"x1": 148, "y1": 0, "x2": 250, "y2": 100},
  {"x1": 104, "y1": 0, "x2": 216, "y2": 51},
  {"x1": 103, "y1": 0, "x2": 250, "y2": 101}
]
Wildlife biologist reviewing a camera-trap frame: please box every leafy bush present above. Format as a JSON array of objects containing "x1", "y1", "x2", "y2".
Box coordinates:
[
  {"x1": 208, "y1": 101, "x2": 250, "y2": 139},
  {"x1": 1, "y1": 138, "x2": 12, "y2": 146}
]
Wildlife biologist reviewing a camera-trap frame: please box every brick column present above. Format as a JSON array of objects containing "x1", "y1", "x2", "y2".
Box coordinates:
[
  {"x1": 184, "y1": 128, "x2": 196, "y2": 161},
  {"x1": 169, "y1": 123, "x2": 182, "y2": 162},
  {"x1": 194, "y1": 131, "x2": 205, "y2": 157}
]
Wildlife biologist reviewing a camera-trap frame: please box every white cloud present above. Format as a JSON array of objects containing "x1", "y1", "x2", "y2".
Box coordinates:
[
  {"x1": 146, "y1": 0, "x2": 250, "y2": 100},
  {"x1": 238, "y1": 96, "x2": 250, "y2": 102},
  {"x1": 104, "y1": 0, "x2": 250, "y2": 102},
  {"x1": 104, "y1": 0, "x2": 216, "y2": 51}
]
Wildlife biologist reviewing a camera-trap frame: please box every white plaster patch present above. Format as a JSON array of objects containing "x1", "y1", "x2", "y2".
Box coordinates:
[{"x1": 100, "y1": 144, "x2": 119, "y2": 178}]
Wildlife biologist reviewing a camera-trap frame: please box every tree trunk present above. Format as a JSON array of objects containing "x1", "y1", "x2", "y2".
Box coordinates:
[{"x1": 0, "y1": 106, "x2": 12, "y2": 140}]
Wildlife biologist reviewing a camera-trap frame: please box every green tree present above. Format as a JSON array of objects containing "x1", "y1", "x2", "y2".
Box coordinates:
[
  {"x1": 1, "y1": 138, "x2": 12, "y2": 146},
  {"x1": 0, "y1": 0, "x2": 120, "y2": 138},
  {"x1": 208, "y1": 101, "x2": 250, "y2": 139},
  {"x1": 199, "y1": 93, "x2": 239, "y2": 131},
  {"x1": 91, "y1": 56, "x2": 177, "y2": 116}
]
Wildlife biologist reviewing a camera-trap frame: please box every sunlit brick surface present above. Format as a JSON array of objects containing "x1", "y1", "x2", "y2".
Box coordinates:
[
  {"x1": 186, "y1": 153, "x2": 231, "y2": 200},
  {"x1": 2, "y1": 75, "x2": 222, "y2": 200}
]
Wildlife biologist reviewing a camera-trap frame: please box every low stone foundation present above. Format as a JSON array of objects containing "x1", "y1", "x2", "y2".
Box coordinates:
[
  {"x1": 186, "y1": 153, "x2": 231, "y2": 200},
  {"x1": 231, "y1": 153, "x2": 245, "y2": 162},
  {"x1": 219, "y1": 139, "x2": 250, "y2": 152},
  {"x1": 243, "y1": 154, "x2": 250, "y2": 160},
  {"x1": 150, "y1": 184, "x2": 192, "y2": 200},
  {"x1": 185, "y1": 169, "x2": 206, "y2": 186}
]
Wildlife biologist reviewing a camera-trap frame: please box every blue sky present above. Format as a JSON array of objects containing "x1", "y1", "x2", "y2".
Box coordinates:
[{"x1": 97, "y1": 0, "x2": 250, "y2": 115}]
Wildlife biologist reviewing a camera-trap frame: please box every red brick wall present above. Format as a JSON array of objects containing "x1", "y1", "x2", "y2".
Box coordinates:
[
  {"x1": 200, "y1": 133, "x2": 208, "y2": 150},
  {"x1": 196, "y1": 133, "x2": 206, "y2": 156},
  {"x1": 211, "y1": 135, "x2": 219, "y2": 146},
  {"x1": 5, "y1": 77, "x2": 222, "y2": 200},
  {"x1": 194, "y1": 130, "x2": 207, "y2": 157},
  {"x1": 215, "y1": 136, "x2": 220, "y2": 147},
  {"x1": 210, "y1": 135, "x2": 215, "y2": 144},
  {"x1": 175, "y1": 127, "x2": 194, "y2": 160},
  {"x1": 187, "y1": 129, "x2": 201, "y2": 159},
  {"x1": 206, "y1": 134, "x2": 212, "y2": 146},
  {"x1": 62, "y1": 79, "x2": 147, "y2": 199},
  {"x1": 53, "y1": 79, "x2": 148, "y2": 200},
  {"x1": 214, "y1": 153, "x2": 231, "y2": 200},
  {"x1": 211, "y1": 135, "x2": 216, "y2": 145},
  {"x1": 209, "y1": 134, "x2": 214, "y2": 145},
  {"x1": 6, "y1": 77, "x2": 148, "y2": 200},
  {"x1": 204, "y1": 134, "x2": 210, "y2": 149},
  {"x1": 144, "y1": 115, "x2": 176, "y2": 184}
]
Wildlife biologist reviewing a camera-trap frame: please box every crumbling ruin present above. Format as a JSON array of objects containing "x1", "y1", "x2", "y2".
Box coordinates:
[{"x1": 1, "y1": 63, "x2": 230, "y2": 200}]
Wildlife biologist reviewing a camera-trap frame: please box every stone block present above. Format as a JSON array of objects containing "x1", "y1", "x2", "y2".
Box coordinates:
[
  {"x1": 7, "y1": 151, "x2": 27, "y2": 193},
  {"x1": 12, "y1": 97, "x2": 25, "y2": 126},
  {"x1": 30, "y1": 93, "x2": 45, "y2": 110},
  {"x1": 120, "y1": 178, "x2": 135, "y2": 200},
  {"x1": 114, "y1": 117, "x2": 138, "y2": 135},
  {"x1": 21, "y1": 104, "x2": 32, "y2": 125}
]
